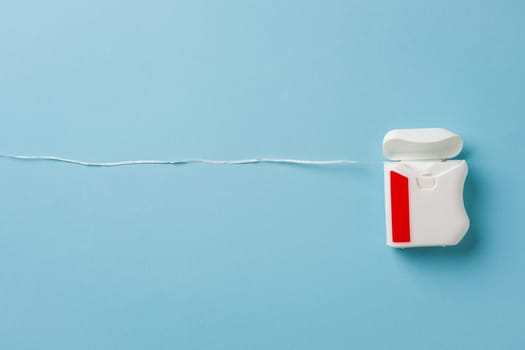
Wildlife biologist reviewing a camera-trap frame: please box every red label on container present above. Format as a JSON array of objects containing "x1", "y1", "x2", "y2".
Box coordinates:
[{"x1": 390, "y1": 171, "x2": 410, "y2": 243}]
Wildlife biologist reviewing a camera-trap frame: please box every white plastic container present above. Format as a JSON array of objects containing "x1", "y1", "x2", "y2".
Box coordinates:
[{"x1": 383, "y1": 128, "x2": 469, "y2": 248}]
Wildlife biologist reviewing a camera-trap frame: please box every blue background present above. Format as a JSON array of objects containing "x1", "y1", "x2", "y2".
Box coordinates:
[{"x1": 0, "y1": 1, "x2": 524, "y2": 349}]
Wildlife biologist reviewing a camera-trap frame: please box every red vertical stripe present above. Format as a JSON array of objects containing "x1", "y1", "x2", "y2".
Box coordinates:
[{"x1": 390, "y1": 171, "x2": 410, "y2": 243}]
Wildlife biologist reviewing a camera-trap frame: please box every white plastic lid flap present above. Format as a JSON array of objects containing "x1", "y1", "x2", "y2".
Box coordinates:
[{"x1": 383, "y1": 128, "x2": 463, "y2": 160}]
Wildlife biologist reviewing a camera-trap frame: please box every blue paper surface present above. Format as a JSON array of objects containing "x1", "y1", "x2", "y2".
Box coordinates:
[{"x1": 0, "y1": 1, "x2": 524, "y2": 348}]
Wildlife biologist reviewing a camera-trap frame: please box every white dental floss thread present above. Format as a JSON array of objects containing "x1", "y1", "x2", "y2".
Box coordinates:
[{"x1": 0, "y1": 154, "x2": 375, "y2": 168}]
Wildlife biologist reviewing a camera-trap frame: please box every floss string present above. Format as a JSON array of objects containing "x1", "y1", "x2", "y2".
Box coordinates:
[{"x1": 0, "y1": 154, "x2": 378, "y2": 168}]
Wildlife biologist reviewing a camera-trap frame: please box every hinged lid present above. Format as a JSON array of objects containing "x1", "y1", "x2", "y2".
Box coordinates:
[{"x1": 383, "y1": 128, "x2": 463, "y2": 160}]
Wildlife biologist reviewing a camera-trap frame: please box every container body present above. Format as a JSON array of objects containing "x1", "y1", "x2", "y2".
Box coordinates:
[{"x1": 384, "y1": 160, "x2": 469, "y2": 248}]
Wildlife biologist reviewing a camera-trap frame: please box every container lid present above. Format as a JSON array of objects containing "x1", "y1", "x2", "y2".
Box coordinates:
[{"x1": 383, "y1": 128, "x2": 463, "y2": 160}]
